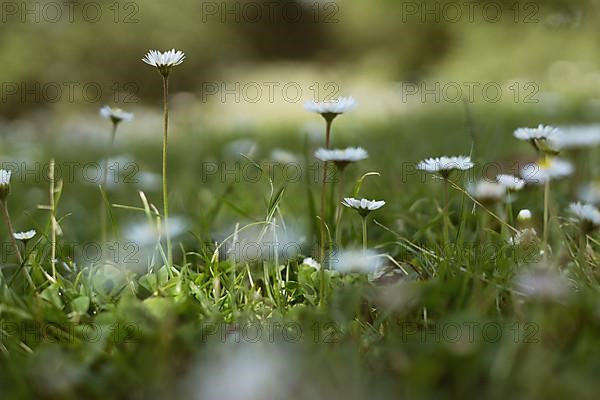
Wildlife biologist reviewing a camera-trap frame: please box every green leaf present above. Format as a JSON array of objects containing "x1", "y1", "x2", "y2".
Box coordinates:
[{"x1": 71, "y1": 296, "x2": 90, "y2": 315}]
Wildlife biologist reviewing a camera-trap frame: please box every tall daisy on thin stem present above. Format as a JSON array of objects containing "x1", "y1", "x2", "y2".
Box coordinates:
[
  {"x1": 568, "y1": 202, "x2": 600, "y2": 268},
  {"x1": 514, "y1": 124, "x2": 563, "y2": 260},
  {"x1": 99, "y1": 106, "x2": 133, "y2": 248},
  {"x1": 142, "y1": 49, "x2": 185, "y2": 267},
  {"x1": 315, "y1": 146, "x2": 367, "y2": 247},
  {"x1": 342, "y1": 197, "x2": 385, "y2": 250},
  {"x1": 417, "y1": 155, "x2": 474, "y2": 268},
  {"x1": 520, "y1": 156, "x2": 573, "y2": 260},
  {"x1": 305, "y1": 96, "x2": 356, "y2": 305}
]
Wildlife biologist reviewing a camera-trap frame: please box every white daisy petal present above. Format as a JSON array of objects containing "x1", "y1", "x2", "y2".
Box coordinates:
[
  {"x1": 468, "y1": 180, "x2": 506, "y2": 203},
  {"x1": 314, "y1": 147, "x2": 368, "y2": 163},
  {"x1": 568, "y1": 202, "x2": 600, "y2": 228},
  {"x1": 304, "y1": 96, "x2": 357, "y2": 115},
  {"x1": 142, "y1": 49, "x2": 185, "y2": 75},
  {"x1": 302, "y1": 257, "x2": 321, "y2": 271},
  {"x1": 548, "y1": 125, "x2": 600, "y2": 150},
  {"x1": 496, "y1": 174, "x2": 525, "y2": 191},
  {"x1": 520, "y1": 157, "x2": 573, "y2": 185},
  {"x1": 514, "y1": 124, "x2": 559, "y2": 141},
  {"x1": 100, "y1": 106, "x2": 133, "y2": 123},
  {"x1": 0, "y1": 169, "x2": 11, "y2": 186},
  {"x1": 328, "y1": 249, "x2": 385, "y2": 274},
  {"x1": 13, "y1": 229, "x2": 36, "y2": 241},
  {"x1": 342, "y1": 197, "x2": 385, "y2": 215},
  {"x1": 416, "y1": 155, "x2": 474, "y2": 175}
]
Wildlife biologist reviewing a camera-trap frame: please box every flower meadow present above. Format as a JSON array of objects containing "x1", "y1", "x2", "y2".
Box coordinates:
[{"x1": 3, "y1": 50, "x2": 600, "y2": 399}]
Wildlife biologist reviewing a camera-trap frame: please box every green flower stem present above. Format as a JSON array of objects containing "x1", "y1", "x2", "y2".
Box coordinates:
[
  {"x1": 1, "y1": 200, "x2": 22, "y2": 264},
  {"x1": 318, "y1": 118, "x2": 333, "y2": 307},
  {"x1": 579, "y1": 232, "x2": 587, "y2": 269},
  {"x1": 361, "y1": 215, "x2": 368, "y2": 251},
  {"x1": 442, "y1": 178, "x2": 450, "y2": 277},
  {"x1": 101, "y1": 122, "x2": 118, "y2": 254},
  {"x1": 49, "y1": 159, "x2": 57, "y2": 280},
  {"x1": 335, "y1": 167, "x2": 345, "y2": 248},
  {"x1": 162, "y1": 75, "x2": 173, "y2": 268},
  {"x1": 543, "y1": 178, "x2": 550, "y2": 261}
]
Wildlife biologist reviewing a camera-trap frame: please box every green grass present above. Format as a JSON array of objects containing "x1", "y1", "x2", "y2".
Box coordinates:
[{"x1": 1, "y1": 106, "x2": 600, "y2": 399}]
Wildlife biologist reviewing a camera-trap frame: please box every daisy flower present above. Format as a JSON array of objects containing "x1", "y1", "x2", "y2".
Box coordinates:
[
  {"x1": 515, "y1": 268, "x2": 571, "y2": 302},
  {"x1": 13, "y1": 229, "x2": 36, "y2": 241},
  {"x1": 514, "y1": 124, "x2": 558, "y2": 141},
  {"x1": 314, "y1": 147, "x2": 368, "y2": 168},
  {"x1": 520, "y1": 157, "x2": 573, "y2": 184},
  {"x1": 496, "y1": 174, "x2": 525, "y2": 191},
  {"x1": 549, "y1": 125, "x2": 600, "y2": 150},
  {"x1": 142, "y1": 49, "x2": 185, "y2": 76},
  {"x1": 304, "y1": 96, "x2": 357, "y2": 119},
  {"x1": 416, "y1": 155, "x2": 474, "y2": 178},
  {"x1": 0, "y1": 169, "x2": 11, "y2": 200},
  {"x1": 302, "y1": 257, "x2": 321, "y2": 271},
  {"x1": 270, "y1": 149, "x2": 298, "y2": 165},
  {"x1": 327, "y1": 249, "x2": 385, "y2": 274},
  {"x1": 342, "y1": 197, "x2": 385, "y2": 216},
  {"x1": 468, "y1": 180, "x2": 506, "y2": 205},
  {"x1": 100, "y1": 106, "x2": 133, "y2": 125},
  {"x1": 568, "y1": 202, "x2": 600, "y2": 232},
  {"x1": 579, "y1": 181, "x2": 600, "y2": 204},
  {"x1": 514, "y1": 124, "x2": 559, "y2": 153}
]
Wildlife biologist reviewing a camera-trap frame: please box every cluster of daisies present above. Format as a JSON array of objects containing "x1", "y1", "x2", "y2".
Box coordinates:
[
  {"x1": 299, "y1": 111, "x2": 600, "y2": 273},
  {"x1": 3, "y1": 48, "x2": 599, "y2": 280},
  {"x1": 513, "y1": 124, "x2": 600, "y2": 239},
  {"x1": 413, "y1": 123, "x2": 600, "y2": 257},
  {"x1": 304, "y1": 97, "x2": 385, "y2": 263},
  {"x1": 0, "y1": 49, "x2": 186, "y2": 272}
]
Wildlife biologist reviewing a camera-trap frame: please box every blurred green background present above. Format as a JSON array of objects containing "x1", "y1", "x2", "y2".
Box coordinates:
[{"x1": 0, "y1": 0, "x2": 597, "y2": 121}]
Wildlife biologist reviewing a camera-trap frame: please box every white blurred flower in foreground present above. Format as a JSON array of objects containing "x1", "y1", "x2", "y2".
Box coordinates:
[
  {"x1": 515, "y1": 268, "x2": 571, "y2": 301},
  {"x1": 304, "y1": 96, "x2": 357, "y2": 117},
  {"x1": 579, "y1": 182, "x2": 600, "y2": 204},
  {"x1": 416, "y1": 155, "x2": 474, "y2": 178},
  {"x1": 13, "y1": 229, "x2": 36, "y2": 241},
  {"x1": 224, "y1": 223, "x2": 304, "y2": 264},
  {"x1": 224, "y1": 138, "x2": 257, "y2": 159},
  {"x1": 549, "y1": 125, "x2": 600, "y2": 150},
  {"x1": 342, "y1": 197, "x2": 385, "y2": 216},
  {"x1": 124, "y1": 217, "x2": 187, "y2": 247},
  {"x1": 328, "y1": 249, "x2": 385, "y2": 274},
  {"x1": 99, "y1": 106, "x2": 133, "y2": 124},
  {"x1": 302, "y1": 257, "x2": 321, "y2": 270},
  {"x1": 270, "y1": 149, "x2": 298, "y2": 165},
  {"x1": 142, "y1": 49, "x2": 185, "y2": 76},
  {"x1": 188, "y1": 343, "x2": 294, "y2": 400},
  {"x1": 520, "y1": 157, "x2": 573, "y2": 184},
  {"x1": 315, "y1": 147, "x2": 368, "y2": 167},
  {"x1": 496, "y1": 174, "x2": 525, "y2": 191},
  {"x1": 136, "y1": 171, "x2": 161, "y2": 191},
  {"x1": 568, "y1": 202, "x2": 600, "y2": 232},
  {"x1": 468, "y1": 180, "x2": 506, "y2": 205}
]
